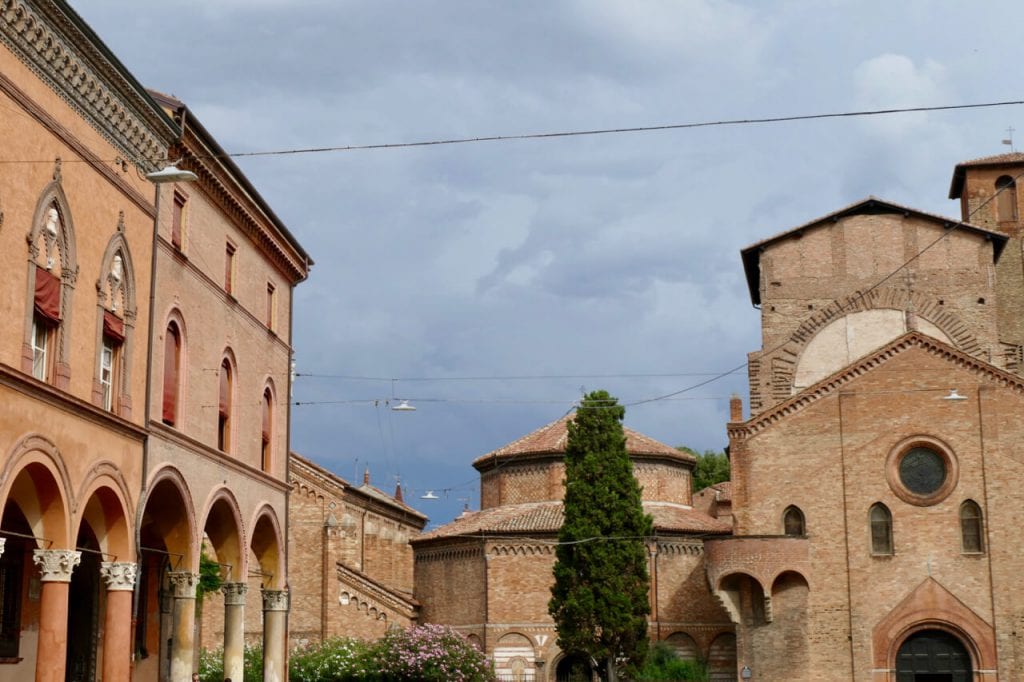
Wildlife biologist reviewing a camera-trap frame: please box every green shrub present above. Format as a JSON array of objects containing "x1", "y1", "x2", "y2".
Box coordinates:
[
  {"x1": 290, "y1": 637, "x2": 375, "y2": 682},
  {"x1": 636, "y1": 641, "x2": 708, "y2": 681},
  {"x1": 198, "y1": 643, "x2": 263, "y2": 682}
]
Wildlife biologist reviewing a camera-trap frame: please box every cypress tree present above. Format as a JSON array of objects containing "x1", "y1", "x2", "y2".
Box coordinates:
[{"x1": 548, "y1": 390, "x2": 653, "y2": 682}]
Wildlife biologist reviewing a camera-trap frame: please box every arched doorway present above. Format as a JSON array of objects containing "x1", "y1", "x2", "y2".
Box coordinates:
[{"x1": 895, "y1": 629, "x2": 972, "y2": 682}]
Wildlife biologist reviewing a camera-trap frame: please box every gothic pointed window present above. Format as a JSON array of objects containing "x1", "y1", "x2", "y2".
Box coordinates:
[
  {"x1": 960, "y1": 500, "x2": 984, "y2": 553},
  {"x1": 24, "y1": 185, "x2": 77, "y2": 388},
  {"x1": 783, "y1": 506, "x2": 805, "y2": 536},
  {"x1": 870, "y1": 503, "x2": 893, "y2": 555}
]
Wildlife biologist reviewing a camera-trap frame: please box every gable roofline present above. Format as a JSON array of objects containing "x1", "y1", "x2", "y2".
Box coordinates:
[
  {"x1": 949, "y1": 152, "x2": 1024, "y2": 199},
  {"x1": 740, "y1": 197, "x2": 1007, "y2": 305},
  {"x1": 289, "y1": 451, "x2": 427, "y2": 523},
  {"x1": 728, "y1": 331, "x2": 1024, "y2": 441},
  {"x1": 472, "y1": 414, "x2": 694, "y2": 470}
]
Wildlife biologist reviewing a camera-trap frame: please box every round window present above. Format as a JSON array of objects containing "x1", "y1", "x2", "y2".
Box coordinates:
[
  {"x1": 886, "y1": 437, "x2": 958, "y2": 506},
  {"x1": 898, "y1": 447, "x2": 947, "y2": 495}
]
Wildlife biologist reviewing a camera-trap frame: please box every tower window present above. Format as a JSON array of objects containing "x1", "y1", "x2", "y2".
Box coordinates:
[{"x1": 996, "y1": 175, "x2": 1017, "y2": 222}]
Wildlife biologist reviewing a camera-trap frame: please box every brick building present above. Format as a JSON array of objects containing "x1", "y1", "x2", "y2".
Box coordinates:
[
  {"x1": 0, "y1": 3, "x2": 310, "y2": 681},
  {"x1": 286, "y1": 453, "x2": 426, "y2": 645},
  {"x1": 412, "y1": 416, "x2": 735, "y2": 681},
  {"x1": 712, "y1": 155, "x2": 1024, "y2": 681}
]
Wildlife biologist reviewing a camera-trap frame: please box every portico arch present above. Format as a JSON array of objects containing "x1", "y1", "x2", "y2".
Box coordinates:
[{"x1": 136, "y1": 466, "x2": 198, "y2": 682}]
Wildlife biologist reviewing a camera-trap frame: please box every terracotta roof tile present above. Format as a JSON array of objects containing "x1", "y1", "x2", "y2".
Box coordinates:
[
  {"x1": 473, "y1": 415, "x2": 693, "y2": 468},
  {"x1": 954, "y1": 151, "x2": 1024, "y2": 167},
  {"x1": 414, "y1": 500, "x2": 730, "y2": 541},
  {"x1": 949, "y1": 152, "x2": 1024, "y2": 198}
]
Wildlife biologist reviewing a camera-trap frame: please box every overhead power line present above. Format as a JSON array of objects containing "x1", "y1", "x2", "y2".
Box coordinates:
[
  {"x1": 223, "y1": 100, "x2": 1024, "y2": 158},
  {"x1": 0, "y1": 99, "x2": 1020, "y2": 166}
]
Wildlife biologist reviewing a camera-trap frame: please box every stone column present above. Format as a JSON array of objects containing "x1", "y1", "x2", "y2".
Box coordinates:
[
  {"x1": 99, "y1": 562, "x2": 137, "y2": 682},
  {"x1": 221, "y1": 582, "x2": 247, "y2": 682},
  {"x1": 32, "y1": 549, "x2": 81, "y2": 682},
  {"x1": 167, "y1": 571, "x2": 199, "y2": 682},
  {"x1": 261, "y1": 589, "x2": 289, "y2": 682},
  {"x1": 0, "y1": 538, "x2": 5, "y2": 558}
]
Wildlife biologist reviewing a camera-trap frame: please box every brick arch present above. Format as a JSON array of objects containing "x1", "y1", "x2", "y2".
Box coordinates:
[
  {"x1": 249, "y1": 504, "x2": 285, "y2": 589},
  {"x1": 199, "y1": 486, "x2": 247, "y2": 582},
  {"x1": 139, "y1": 465, "x2": 198, "y2": 569},
  {"x1": 871, "y1": 577, "x2": 996, "y2": 677},
  {"x1": 771, "y1": 286, "x2": 981, "y2": 401},
  {"x1": 75, "y1": 462, "x2": 136, "y2": 558},
  {"x1": 0, "y1": 433, "x2": 73, "y2": 548},
  {"x1": 76, "y1": 478, "x2": 134, "y2": 560}
]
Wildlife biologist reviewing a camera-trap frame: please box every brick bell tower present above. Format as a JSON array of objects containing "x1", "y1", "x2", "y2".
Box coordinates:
[{"x1": 950, "y1": 151, "x2": 1024, "y2": 357}]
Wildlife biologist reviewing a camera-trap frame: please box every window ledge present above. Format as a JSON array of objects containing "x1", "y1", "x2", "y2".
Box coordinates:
[{"x1": 0, "y1": 657, "x2": 23, "y2": 664}]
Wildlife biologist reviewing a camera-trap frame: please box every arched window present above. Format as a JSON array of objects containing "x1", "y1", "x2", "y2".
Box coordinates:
[
  {"x1": 996, "y1": 175, "x2": 1018, "y2": 222},
  {"x1": 870, "y1": 503, "x2": 893, "y2": 555},
  {"x1": 261, "y1": 387, "x2": 273, "y2": 471},
  {"x1": 218, "y1": 358, "x2": 233, "y2": 452},
  {"x1": 162, "y1": 321, "x2": 181, "y2": 426},
  {"x1": 24, "y1": 193, "x2": 76, "y2": 388},
  {"x1": 95, "y1": 229, "x2": 136, "y2": 415},
  {"x1": 960, "y1": 500, "x2": 984, "y2": 553},
  {"x1": 783, "y1": 506, "x2": 805, "y2": 536}
]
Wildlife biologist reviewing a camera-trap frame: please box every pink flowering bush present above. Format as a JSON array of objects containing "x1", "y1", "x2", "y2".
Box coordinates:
[
  {"x1": 285, "y1": 625, "x2": 493, "y2": 682},
  {"x1": 371, "y1": 624, "x2": 495, "y2": 682}
]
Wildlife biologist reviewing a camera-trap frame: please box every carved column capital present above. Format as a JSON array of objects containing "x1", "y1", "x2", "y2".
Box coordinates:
[
  {"x1": 33, "y1": 549, "x2": 81, "y2": 582},
  {"x1": 167, "y1": 570, "x2": 198, "y2": 599},
  {"x1": 99, "y1": 562, "x2": 137, "y2": 591},
  {"x1": 222, "y1": 582, "x2": 248, "y2": 606},
  {"x1": 261, "y1": 588, "x2": 289, "y2": 612}
]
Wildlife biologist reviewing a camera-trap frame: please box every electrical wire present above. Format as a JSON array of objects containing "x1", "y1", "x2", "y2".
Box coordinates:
[{"x1": 0, "y1": 99, "x2": 1021, "y2": 165}]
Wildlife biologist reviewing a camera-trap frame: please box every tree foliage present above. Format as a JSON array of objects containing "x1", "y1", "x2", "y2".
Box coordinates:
[
  {"x1": 684, "y1": 448, "x2": 730, "y2": 492},
  {"x1": 549, "y1": 391, "x2": 653, "y2": 681}
]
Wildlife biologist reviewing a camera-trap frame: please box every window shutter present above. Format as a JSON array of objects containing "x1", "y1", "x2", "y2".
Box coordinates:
[{"x1": 162, "y1": 327, "x2": 179, "y2": 424}]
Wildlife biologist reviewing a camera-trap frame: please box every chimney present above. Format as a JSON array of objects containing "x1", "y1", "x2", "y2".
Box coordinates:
[
  {"x1": 394, "y1": 482, "x2": 404, "y2": 503},
  {"x1": 363, "y1": 467, "x2": 370, "y2": 485},
  {"x1": 729, "y1": 394, "x2": 743, "y2": 422}
]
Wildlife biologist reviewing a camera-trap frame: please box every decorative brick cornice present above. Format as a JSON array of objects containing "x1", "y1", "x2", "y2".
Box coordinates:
[
  {"x1": 731, "y1": 331, "x2": 1024, "y2": 441},
  {"x1": 488, "y1": 542, "x2": 555, "y2": 557},
  {"x1": 0, "y1": 0, "x2": 176, "y2": 168},
  {"x1": 177, "y1": 139, "x2": 308, "y2": 282},
  {"x1": 414, "y1": 544, "x2": 484, "y2": 563},
  {"x1": 655, "y1": 540, "x2": 704, "y2": 556},
  {"x1": 337, "y1": 564, "x2": 418, "y2": 620}
]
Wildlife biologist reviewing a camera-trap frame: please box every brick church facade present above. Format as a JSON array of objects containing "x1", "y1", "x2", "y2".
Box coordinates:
[{"x1": 711, "y1": 154, "x2": 1024, "y2": 681}]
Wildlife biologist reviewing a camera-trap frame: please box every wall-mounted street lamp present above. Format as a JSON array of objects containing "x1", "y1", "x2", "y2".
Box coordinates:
[{"x1": 146, "y1": 163, "x2": 198, "y2": 183}]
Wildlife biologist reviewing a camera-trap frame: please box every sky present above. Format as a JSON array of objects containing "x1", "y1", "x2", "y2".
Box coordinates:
[{"x1": 74, "y1": 0, "x2": 1024, "y2": 527}]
